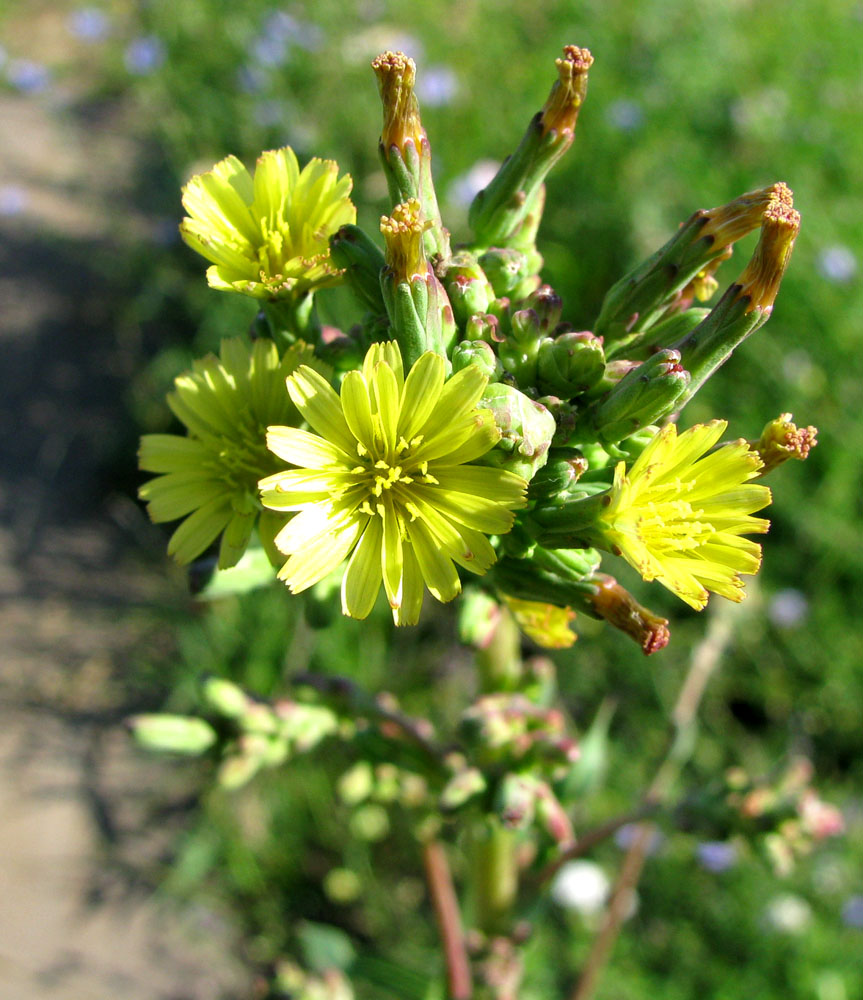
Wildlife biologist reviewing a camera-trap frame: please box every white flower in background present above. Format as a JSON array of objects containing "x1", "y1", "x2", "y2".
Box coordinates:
[
  {"x1": 763, "y1": 894, "x2": 813, "y2": 934},
  {"x1": 551, "y1": 860, "x2": 610, "y2": 916}
]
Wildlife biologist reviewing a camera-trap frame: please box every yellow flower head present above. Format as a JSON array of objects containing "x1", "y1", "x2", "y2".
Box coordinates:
[
  {"x1": 139, "y1": 338, "x2": 325, "y2": 569},
  {"x1": 597, "y1": 420, "x2": 772, "y2": 610},
  {"x1": 180, "y1": 147, "x2": 356, "y2": 300},
  {"x1": 260, "y1": 342, "x2": 528, "y2": 625}
]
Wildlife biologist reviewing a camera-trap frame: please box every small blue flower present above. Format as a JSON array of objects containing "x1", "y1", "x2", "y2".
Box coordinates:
[
  {"x1": 768, "y1": 588, "x2": 809, "y2": 628},
  {"x1": 842, "y1": 896, "x2": 863, "y2": 929},
  {"x1": 816, "y1": 245, "x2": 857, "y2": 284},
  {"x1": 417, "y1": 65, "x2": 458, "y2": 107},
  {"x1": 0, "y1": 185, "x2": 27, "y2": 216},
  {"x1": 696, "y1": 840, "x2": 738, "y2": 873},
  {"x1": 68, "y1": 7, "x2": 110, "y2": 42},
  {"x1": 237, "y1": 64, "x2": 268, "y2": 94},
  {"x1": 251, "y1": 34, "x2": 289, "y2": 68},
  {"x1": 6, "y1": 60, "x2": 52, "y2": 93},
  {"x1": 614, "y1": 823, "x2": 664, "y2": 855},
  {"x1": 606, "y1": 99, "x2": 644, "y2": 133},
  {"x1": 124, "y1": 36, "x2": 166, "y2": 76}
]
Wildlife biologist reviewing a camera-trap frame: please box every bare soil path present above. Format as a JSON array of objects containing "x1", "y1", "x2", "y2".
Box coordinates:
[{"x1": 0, "y1": 23, "x2": 251, "y2": 998}]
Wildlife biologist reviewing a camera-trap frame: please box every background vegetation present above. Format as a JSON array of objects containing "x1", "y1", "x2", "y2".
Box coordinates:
[{"x1": 3, "y1": 0, "x2": 862, "y2": 996}]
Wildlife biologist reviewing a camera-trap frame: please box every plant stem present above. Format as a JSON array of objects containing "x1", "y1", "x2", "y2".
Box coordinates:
[
  {"x1": 568, "y1": 604, "x2": 737, "y2": 1000},
  {"x1": 471, "y1": 820, "x2": 520, "y2": 937},
  {"x1": 423, "y1": 839, "x2": 473, "y2": 1000},
  {"x1": 475, "y1": 605, "x2": 523, "y2": 692}
]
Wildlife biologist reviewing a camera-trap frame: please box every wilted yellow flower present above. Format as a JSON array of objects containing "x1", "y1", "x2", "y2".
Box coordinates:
[
  {"x1": 180, "y1": 147, "x2": 356, "y2": 299},
  {"x1": 139, "y1": 337, "x2": 325, "y2": 569},
  {"x1": 502, "y1": 596, "x2": 578, "y2": 649},
  {"x1": 596, "y1": 420, "x2": 771, "y2": 609},
  {"x1": 260, "y1": 342, "x2": 528, "y2": 624}
]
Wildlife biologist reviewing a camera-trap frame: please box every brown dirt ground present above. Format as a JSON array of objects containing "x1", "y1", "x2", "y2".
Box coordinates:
[{"x1": 0, "y1": 10, "x2": 252, "y2": 997}]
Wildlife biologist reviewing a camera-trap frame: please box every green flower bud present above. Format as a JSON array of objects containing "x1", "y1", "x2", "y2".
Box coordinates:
[
  {"x1": 497, "y1": 773, "x2": 536, "y2": 830},
  {"x1": 537, "y1": 331, "x2": 606, "y2": 397},
  {"x1": 465, "y1": 311, "x2": 504, "y2": 344},
  {"x1": 328, "y1": 224, "x2": 387, "y2": 314},
  {"x1": 579, "y1": 349, "x2": 690, "y2": 444},
  {"x1": 535, "y1": 395, "x2": 578, "y2": 446},
  {"x1": 452, "y1": 339, "x2": 502, "y2": 381},
  {"x1": 442, "y1": 252, "x2": 494, "y2": 324},
  {"x1": 477, "y1": 383, "x2": 556, "y2": 480},
  {"x1": 458, "y1": 587, "x2": 501, "y2": 648},
  {"x1": 478, "y1": 247, "x2": 532, "y2": 297},
  {"x1": 130, "y1": 714, "x2": 217, "y2": 755},
  {"x1": 440, "y1": 767, "x2": 488, "y2": 811},
  {"x1": 525, "y1": 283, "x2": 563, "y2": 329},
  {"x1": 528, "y1": 449, "x2": 589, "y2": 501},
  {"x1": 534, "y1": 780, "x2": 575, "y2": 846},
  {"x1": 491, "y1": 546, "x2": 602, "y2": 610},
  {"x1": 202, "y1": 677, "x2": 250, "y2": 719}
]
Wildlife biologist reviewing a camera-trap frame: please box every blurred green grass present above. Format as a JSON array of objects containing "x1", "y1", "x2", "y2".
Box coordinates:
[{"x1": 5, "y1": 0, "x2": 862, "y2": 996}]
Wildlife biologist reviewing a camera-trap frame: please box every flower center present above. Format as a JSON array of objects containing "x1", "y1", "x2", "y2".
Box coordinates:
[{"x1": 352, "y1": 437, "x2": 440, "y2": 520}]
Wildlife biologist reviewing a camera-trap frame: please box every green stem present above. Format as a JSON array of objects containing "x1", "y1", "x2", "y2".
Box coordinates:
[
  {"x1": 475, "y1": 605, "x2": 523, "y2": 693},
  {"x1": 470, "y1": 818, "x2": 519, "y2": 937},
  {"x1": 262, "y1": 294, "x2": 321, "y2": 349}
]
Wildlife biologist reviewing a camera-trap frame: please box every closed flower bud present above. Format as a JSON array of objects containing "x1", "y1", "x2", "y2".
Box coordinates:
[
  {"x1": 203, "y1": 677, "x2": 250, "y2": 719},
  {"x1": 477, "y1": 383, "x2": 556, "y2": 480},
  {"x1": 582, "y1": 359, "x2": 640, "y2": 400},
  {"x1": 130, "y1": 714, "x2": 217, "y2": 755},
  {"x1": 528, "y1": 449, "x2": 588, "y2": 501},
  {"x1": 525, "y1": 283, "x2": 564, "y2": 330},
  {"x1": 580, "y1": 349, "x2": 690, "y2": 443},
  {"x1": 478, "y1": 247, "x2": 532, "y2": 297},
  {"x1": 537, "y1": 331, "x2": 606, "y2": 398},
  {"x1": 466, "y1": 311, "x2": 504, "y2": 343},
  {"x1": 443, "y1": 252, "x2": 495, "y2": 324},
  {"x1": 440, "y1": 767, "x2": 488, "y2": 811},
  {"x1": 452, "y1": 339, "x2": 503, "y2": 381}
]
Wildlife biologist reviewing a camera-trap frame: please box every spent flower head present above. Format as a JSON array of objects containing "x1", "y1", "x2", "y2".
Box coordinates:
[
  {"x1": 180, "y1": 147, "x2": 356, "y2": 300},
  {"x1": 259, "y1": 342, "x2": 527, "y2": 624},
  {"x1": 139, "y1": 337, "x2": 325, "y2": 568},
  {"x1": 595, "y1": 421, "x2": 772, "y2": 610}
]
